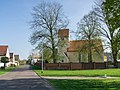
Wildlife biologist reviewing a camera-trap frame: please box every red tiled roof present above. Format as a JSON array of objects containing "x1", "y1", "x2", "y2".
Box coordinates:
[
  {"x1": 0, "y1": 46, "x2": 8, "y2": 56},
  {"x1": 58, "y1": 29, "x2": 69, "y2": 37},
  {"x1": 67, "y1": 40, "x2": 102, "y2": 52}
]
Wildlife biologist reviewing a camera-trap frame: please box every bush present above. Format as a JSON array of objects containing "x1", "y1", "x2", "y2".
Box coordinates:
[
  {"x1": 1, "y1": 67, "x2": 5, "y2": 69},
  {"x1": 32, "y1": 65, "x2": 41, "y2": 70}
]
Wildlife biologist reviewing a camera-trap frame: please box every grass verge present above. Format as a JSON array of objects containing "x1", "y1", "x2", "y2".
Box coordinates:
[
  {"x1": 34, "y1": 69, "x2": 120, "y2": 77},
  {"x1": 0, "y1": 67, "x2": 16, "y2": 75},
  {"x1": 48, "y1": 79, "x2": 120, "y2": 90}
]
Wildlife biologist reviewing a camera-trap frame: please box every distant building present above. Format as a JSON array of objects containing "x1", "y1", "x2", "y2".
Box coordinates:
[
  {"x1": 10, "y1": 53, "x2": 19, "y2": 66},
  {"x1": 10, "y1": 53, "x2": 15, "y2": 63},
  {"x1": 104, "y1": 53, "x2": 113, "y2": 62},
  {"x1": 31, "y1": 52, "x2": 41, "y2": 65},
  {"x1": 14, "y1": 55, "x2": 20, "y2": 61}
]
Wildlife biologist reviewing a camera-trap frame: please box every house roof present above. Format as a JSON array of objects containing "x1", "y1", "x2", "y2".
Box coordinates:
[
  {"x1": 58, "y1": 29, "x2": 69, "y2": 37},
  {"x1": 0, "y1": 46, "x2": 8, "y2": 56},
  {"x1": 67, "y1": 40, "x2": 103, "y2": 52}
]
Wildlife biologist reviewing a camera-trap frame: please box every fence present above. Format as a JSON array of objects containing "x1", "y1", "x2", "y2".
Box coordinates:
[
  {"x1": 44, "y1": 62, "x2": 108, "y2": 70},
  {"x1": 116, "y1": 62, "x2": 120, "y2": 68}
]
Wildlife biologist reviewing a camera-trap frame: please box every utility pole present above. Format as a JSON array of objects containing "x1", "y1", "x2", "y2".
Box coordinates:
[{"x1": 41, "y1": 43, "x2": 44, "y2": 73}]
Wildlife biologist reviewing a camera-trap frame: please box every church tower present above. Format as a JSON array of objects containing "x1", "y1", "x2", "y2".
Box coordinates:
[{"x1": 58, "y1": 29, "x2": 69, "y2": 63}]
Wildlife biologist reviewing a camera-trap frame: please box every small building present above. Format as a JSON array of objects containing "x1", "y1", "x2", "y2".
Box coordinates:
[
  {"x1": 14, "y1": 55, "x2": 20, "y2": 66},
  {"x1": 31, "y1": 52, "x2": 41, "y2": 65},
  {"x1": 14, "y1": 55, "x2": 20, "y2": 61},
  {"x1": 10, "y1": 53, "x2": 15, "y2": 63},
  {"x1": 104, "y1": 52, "x2": 113, "y2": 62},
  {"x1": 10, "y1": 53, "x2": 19, "y2": 66}
]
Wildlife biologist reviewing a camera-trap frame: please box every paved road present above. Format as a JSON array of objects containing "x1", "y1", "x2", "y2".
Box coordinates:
[{"x1": 0, "y1": 65, "x2": 54, "y2": 90}]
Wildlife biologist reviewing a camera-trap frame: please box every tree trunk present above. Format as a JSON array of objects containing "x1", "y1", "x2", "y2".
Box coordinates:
[
  {"x1": 111, "y1": 45, "x2": 118, "y2": 63},
  {"x1": 4, "y1": 63, "x2": 6, "y2": 69},
  {"x1": 79, "y1": 52, "x2": 81, "y2": 63},
  {"x1": 51, "y1": 40, "x2": 56, "y2": 63},
  {"x1": 52, "y1": 48, "x2": 56, "y2": 63},
  {"x1": 88, "y1": 40, "x2": 92, "y2": 62},
  {"x1": 49, "y1": 27, "x2": 57, "y2": 63},
  {"x1": 88, "y1": 50, "x2": 92, "y2": 63},
  {"x1": 112, "y1": 52, "x2": 117, "y2": 62},
  {"x1": 112, "y1": 50, "x2": 118, "y2": 67}
]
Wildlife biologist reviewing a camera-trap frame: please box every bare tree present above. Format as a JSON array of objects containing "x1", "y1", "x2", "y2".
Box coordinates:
[
  {"x1": 77, "y1": 11, "x2": 101, "y2": 62},
  {"x1": 30, "y1": 1, "x2": 69, "y2": 63},
  {"x1": 94, "y1": 0, "x2": 120, "y2": 63}
]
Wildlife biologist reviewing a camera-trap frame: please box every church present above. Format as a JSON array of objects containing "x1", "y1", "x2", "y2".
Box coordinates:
[{"x1": 58, "y1": 29, "x2": 104, "y2": 63}]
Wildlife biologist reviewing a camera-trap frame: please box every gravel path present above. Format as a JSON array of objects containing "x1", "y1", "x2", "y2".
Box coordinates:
[{"x1": 42, "y1": 76, "x2": 117, "y2": 80}]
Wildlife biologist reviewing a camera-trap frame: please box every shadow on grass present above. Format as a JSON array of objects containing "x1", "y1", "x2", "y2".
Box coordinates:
[{"x1": 48, "y1": 79, "x2": 120, "y2": 90}]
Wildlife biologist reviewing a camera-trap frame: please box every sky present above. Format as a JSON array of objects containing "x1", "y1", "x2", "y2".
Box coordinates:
[{"x1": 0, "y1": 0, "x2": 95, "y2": 59}]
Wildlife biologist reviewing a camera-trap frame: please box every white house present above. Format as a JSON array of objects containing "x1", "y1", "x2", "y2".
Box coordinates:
[{"x1": 0, "y1": 45, "x2": 11, "y2": 67}]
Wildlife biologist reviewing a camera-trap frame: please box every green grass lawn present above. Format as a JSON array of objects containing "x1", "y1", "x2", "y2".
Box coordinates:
[
  {"x1": 34, "y1": 69, "x2": 120, "y2": 77},
  {"x1": 49, "y1": 79, "x2": 120, "y2": 90},
  {"x1": 32, "y1": 66, "x2": 120, "y2": 90},
  {"x1": 0, "y1": 67, "x2": 15, "y2": 75}
]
